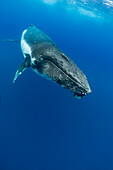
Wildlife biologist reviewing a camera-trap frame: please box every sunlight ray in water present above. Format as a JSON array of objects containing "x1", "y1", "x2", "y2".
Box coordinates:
[
  {"x1": 42, "y1": 0, "x2": 57, "y2": 4},
  {"x1": 40, "y1": 0, "x2": 103, "y2": 19},
  {"x1": 41, "y1": 0, "x2": 113, "y2": 17},
  {"x1": 77, "y1": 7, "x2": 102, "y2": 18},
  {"x1": 103, "y1": 0, "x2": 113, "y2": 7}
]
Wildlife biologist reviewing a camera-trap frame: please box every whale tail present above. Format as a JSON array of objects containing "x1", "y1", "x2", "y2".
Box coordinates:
[{"x1": 13, "y1": 55, "x2": 31, "y2": 83}]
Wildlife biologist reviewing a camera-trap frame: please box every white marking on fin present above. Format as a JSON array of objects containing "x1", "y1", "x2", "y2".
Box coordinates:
[{"x1": 13, "y1": 67, "x2": 26, "y2": 83}]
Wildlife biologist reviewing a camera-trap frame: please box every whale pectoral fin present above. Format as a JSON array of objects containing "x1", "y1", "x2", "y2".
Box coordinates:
[
  {"x1": 13, "y1": 55, "x2": 31, "y2": 83},
  {"x1": 13, "y1": 62, "x2": 27, "y2": 83}
]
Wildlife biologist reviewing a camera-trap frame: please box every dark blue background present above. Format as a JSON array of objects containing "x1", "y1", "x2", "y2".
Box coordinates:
[{"x1": 0, "y1": 0, "x2": 113, "y2": 169}]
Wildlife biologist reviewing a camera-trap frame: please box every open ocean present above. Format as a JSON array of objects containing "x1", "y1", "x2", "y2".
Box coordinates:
[{"x1": 0, "y1": 0, "x2": 113, "y2": 169}]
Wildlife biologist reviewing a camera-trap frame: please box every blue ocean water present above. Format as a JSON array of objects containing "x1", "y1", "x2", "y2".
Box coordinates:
[{"x1": 0, "y1": 0, "x2": 113, "y2": 169}]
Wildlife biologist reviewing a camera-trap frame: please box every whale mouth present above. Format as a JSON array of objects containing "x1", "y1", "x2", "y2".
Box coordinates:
[{"x1": 32, "y1": 56, "x2": 91, "y2": 98}]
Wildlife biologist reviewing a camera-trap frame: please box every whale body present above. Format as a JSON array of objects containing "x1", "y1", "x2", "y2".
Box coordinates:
[{"x1": 13, "y1": 24, "x2": 91, "y2": 98}]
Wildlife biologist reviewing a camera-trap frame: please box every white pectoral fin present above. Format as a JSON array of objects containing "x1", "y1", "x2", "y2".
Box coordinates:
[{"x1": 13, "y1": 55, "x2": 31, "y2": 83}]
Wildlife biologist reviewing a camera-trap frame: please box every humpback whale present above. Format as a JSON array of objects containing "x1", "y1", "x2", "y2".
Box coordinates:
[{"x1": 13, "y1": 24, "x2": 91, "y2": 98}]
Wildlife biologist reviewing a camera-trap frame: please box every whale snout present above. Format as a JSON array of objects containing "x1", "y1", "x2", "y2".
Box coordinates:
[{"x1": 73, "y1": 83, "x2": 91, "y2": 99}]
